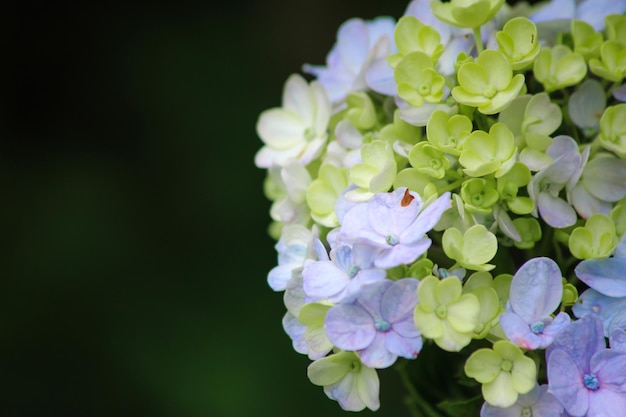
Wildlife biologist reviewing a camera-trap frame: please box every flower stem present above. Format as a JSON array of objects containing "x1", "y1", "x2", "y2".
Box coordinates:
[
  {"x1": 395, "y1": 359, "x2": 442, "y2": 417},
  {"x1": 473, "y1": 27, "x2": 484, "y2": 54}
]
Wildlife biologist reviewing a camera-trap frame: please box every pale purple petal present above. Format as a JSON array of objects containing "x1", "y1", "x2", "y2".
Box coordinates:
[
  {"x1": 336, "y1": 19, "x2": 370, "y2": 76},
  {"x1": 614, "y1": 235, "x2": 626, "y2": 259},
  {"x1": 358, "y1": 332, "x2": 397, "y2": 368},
  {"x1": 591, "y1": 349, "x2": 626, "y2": 390},
  {"x1": 575, "y1": 258, "x2": 626, "y2": 297},
  {"x1": 384, "y1": 331, "x2": 422, "y2": 360},
  {"x1": 570, "y1": 184, "x2": 612, "y2": 219},
  {"x1": 577, "y1": 0, "x2": 626, "y2": 31},
  {"x1": 365, "y1": 58, "x2": 396, "y2": 96},
  {"x1": 480, "y1": 401, "x2": 523, "y2": 417},
  {"x1": 613, "y1": 83, "x2": 626, "y2": 102},
  {"x1": 380, "y1": 278, "x2": 419, "y2": 323},
  {"x1": 530, "y1": 385, "x2": 564, "y2": 417},
  {"x1": 392, "y1": 316, "x2": 421, "y2": 338},
  {"x1": 547, "y1": 349, "x2": 588, "y2": 417},
  {"x1": 547, "y1": 314, "x2": 606, "y2": 372},
  {"x1": 356, "y1": 280, "x2": 391, "y2": 320},
  {"x1": 368, "y1": 188, "x2": 421, "y2": 236},
  {"x1": 282, "y1": 312, "x2": 309, "y2": 355},
  {"x1": 303, "y1": 260, "x2": 351, "y2": 301},
  {"x1": 585, "y1": 388, "x2": 626, "y2": 417},
  {"x1": 325, "y1": 304, "x2": 375, "y2": 350},
  {"x1": 537, "y1": 192, "x2": 577, "y2": 228},
  {"x1": 401, "y1": 192, "x2": 452, "y2": 241},
  {"x1": 500, "y1": 311, "x2": 539, "y2": 349},
  {"x1": 268, "y1": 264, "x2": 298, "y2": 291},
  {"x1": 509, "y1": 257, "x2": 563, "y2": 323},
  {"x1": 530, "y1": 0, "x2": 575, "y2": 25},
  {"x1": 610, "y1": 328, "x2": 626, "y2": 352},
  {"x1": 374, "y1": 238, "x2": 431, "y2": 269}
]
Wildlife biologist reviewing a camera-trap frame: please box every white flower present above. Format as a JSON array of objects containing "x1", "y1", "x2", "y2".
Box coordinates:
[{"x1": 254, "y1": 74, "x2": 330, "y2": 168}]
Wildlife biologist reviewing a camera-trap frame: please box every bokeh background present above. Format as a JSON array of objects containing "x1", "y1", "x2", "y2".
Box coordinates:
[
  {"x1": 2, "y1": 1, "x2": 541, "y2": 416},
  {"x1": 2, "y1": 1, "x2": 410, "y2": 417}
]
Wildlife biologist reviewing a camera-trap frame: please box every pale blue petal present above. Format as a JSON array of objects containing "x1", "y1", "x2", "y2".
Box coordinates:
[
  {"x1": 577, "y1": 0, "x2": 626, "y2": 31},
  {"x1": 547, "y1": 349, "x2": 588, "y2": 416},
  {"x1": 568, "y1": 79, "x2": 605, "y2": 129},
  {"x1": 582, "y1": 156, "x2": 626, "y2": 202},
  {"x1": 356, "y1": 365, "x2": 380, "y2": 411},
  {"x1": 336, "y1": 18, "x2": 369, "y2": 76},
  {"x1": 575, "y1": 258, "x2": 626, "y2": 297},
  {"x1": 326, "y1": 372, "x2": 365, "y2": 411},
  {"x1": 368, "y1": 187, "x2": 421, "y2": 236},
  {"x1": 325, "y1": 304, "x2": 375, "y2": 350},
  {"x1": 268, "y1": 264, "x2": 298, "y2": 291},
  {"x1": 392, "y1": 315, "x2": 421, "y2": 338},
  {"x1": 614, "y1": 235, "x2": 626, "y2": 259},
  {"x1": 613, "y1": 83, "x2": 626, "y2": 102},
  {"x1": 509, "y1": 257, "x2": 563, "y2": 323},
  {"x1": 572, "y1": 289, "x2": 626, "y2": 336},
  {"x1": 530, "y1": 0, "x2": 575, "y2": 24}
]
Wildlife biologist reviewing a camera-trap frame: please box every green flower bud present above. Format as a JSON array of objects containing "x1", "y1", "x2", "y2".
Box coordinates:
[
  {"x1": 345, "y1": 92, "x2": 378, "y2": 130},
  {"x1": 389, "y1": 15, "x2": 444, "y2": 67},
  {"x1": 426, "y1": 109, "x2": 473, "y2": 156},
  {"x1": 511, "y1": 217, "x2": 542, "y2": 249},
  {"x1": 571, "y1": 19, "x2": 603, "y2": 60},
  {"x1": 459, "y1": 122, "x2": 517, "y2": 178},
  {"x1": 589, "y1": 40, "x2": 626, "y2": 83},
  {"x1": 408, "y1": 141, "x2": 451, "y2": 179},
  {"x1": 598, "y1": 103, "x2": 626, "y2": 158},
  {"x1": 461, "y1": 178, "x2": 499, "y2": 214},
  {"x1": 442, "y1": 224, "x2": 498, "y2": 271}
]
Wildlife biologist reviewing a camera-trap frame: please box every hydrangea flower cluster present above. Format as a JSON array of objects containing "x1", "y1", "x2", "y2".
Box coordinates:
[{"x1": 255, "y1": 0, "x2": 626, "y2": 415}]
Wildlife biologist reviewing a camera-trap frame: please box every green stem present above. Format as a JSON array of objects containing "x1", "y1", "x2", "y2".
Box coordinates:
[
  {"x1": 473, "y1": 27, "x2": 484, "y2": 54},
  {"x1": 395, "y1": 359, "x2": 442, "y2": 417},
  {"x1": 439, "y1": 178, "x2": 464, "y2": 194}
]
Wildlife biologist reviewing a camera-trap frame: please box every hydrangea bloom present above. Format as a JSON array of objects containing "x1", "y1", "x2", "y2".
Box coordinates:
[
  {"x1": 547, "y1": 314, "x2": 626, "y2": 417},
  {"x1": 336, "y1": 187, "x2": 451, "y2": 269},
  {"x1": 255, "y1": 1, "x2": 626, "y2": 414},
  {"x1": 325, "y1": 278, "x2": 422, "y2": 368}
]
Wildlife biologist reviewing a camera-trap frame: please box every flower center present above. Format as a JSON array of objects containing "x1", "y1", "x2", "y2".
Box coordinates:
[
  {"x1": 375, "y1": 319, "x2": 391, "y2": 332},
  {"x1": 419, "y1": 83, "x2": 430, "y2": 96},
  {"x1": 584, "y1": 373, "x2": 600, "y2": 390},
  {"x1": 482, "y1": 85, "x2": 496, "y2": 98},
  {"x1": 436, "y1": 305, "x2": 447, "y2": 319},
  {"x1": 386, "y1": 234, "x2": 399, "y2": 245},
  {"x1": 347, "y1": 264, "x2": 360, "y2": 278},
  {"x1": 521, "y1": 408, "x2": 532, "y2": 417},
  {"x1": 530, "y1": 321, "x2": 545, "y2": 334},
  {"x1": 304, "y1": 127, "x2": 316, "y2": 141},
  {"x1": 501, "y1": 360, "x2": 513, "y2": 372}
]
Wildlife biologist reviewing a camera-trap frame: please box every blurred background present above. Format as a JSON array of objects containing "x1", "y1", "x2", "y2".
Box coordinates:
[{"x1": 1, "y1": 1, "x2": 411, "y2": 416}]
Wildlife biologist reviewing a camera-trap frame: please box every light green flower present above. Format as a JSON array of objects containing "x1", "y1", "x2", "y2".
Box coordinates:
[
  {"x1": 345, "y1": 92, "x2": 378, "y2": 130},
  {"x1": 533, "y1": 45, "x2": 587, "y2": 92},
  {"x1": 464, "y1": 340, "x2": 536, "y2": 407},
  {"x1": 496, "y1": 162, "x2": 533, "y2": 215},
  {"x1": 388, "y1": 15, "x2": 444, "y2": 67},
  {"x1": 459, "y1": 122, "x2": 517, "y2": 178},
  {"x1": 568, "y1": 213, "x2": 617, "y2": 260},
  {"x1": 460, "y1": 178, "x2": 499, "y2": 215},
  {"x1": 598, "y1": 103, "x2": 626, "y2": 158},
  {"x1": 347, "y1": 140, "x2": 397, "y2": 201},
  {"x1": 426, "y1": 109, "x2": 473, "y2": 156},
  {"x1": 395, "y1": 51, "x2": 446, "y2": 107},
  {"x1": 408, "y1": 142, "x2": 450, "y2": 179},
  {"x1": 442, "y1": 224, "x2": 498, "y2": 271},
  {"x1": 430, "y1": 0, "x2": 505, "y2": 29},
  {"x1": 511, "y1": 217, "x2": 542, "y2": 249},
  {"x1": 452, "y1": 50, "x2": 525, "y2": 114},
  {"x1": 571, "y1": 19, "x2": 603, "y2": 60},
  {"x1": 306, "y1": 163, "x2": 350, "y2": 227},
  {"x1": 496, "y1": 17, "x2": 540, "y2": 71},
  {"x1": 589, "y1": 40, "x2": 626, "y2": 83},
  {"x1": 414, "y1": 276, "x2": 480, "y2": 351}
]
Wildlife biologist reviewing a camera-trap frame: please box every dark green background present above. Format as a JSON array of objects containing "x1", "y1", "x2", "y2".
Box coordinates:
[
  {"x1": 1, "y1": 1, "x2": 410, "y2": 416},
  {"x1": 1, "y1": 1, "x2": 539, "y2": 416}
]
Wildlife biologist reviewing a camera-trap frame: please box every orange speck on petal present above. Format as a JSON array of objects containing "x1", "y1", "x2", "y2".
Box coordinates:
[{"x1": 401, "y1": 189, "x2": 415, "y2": 207}]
